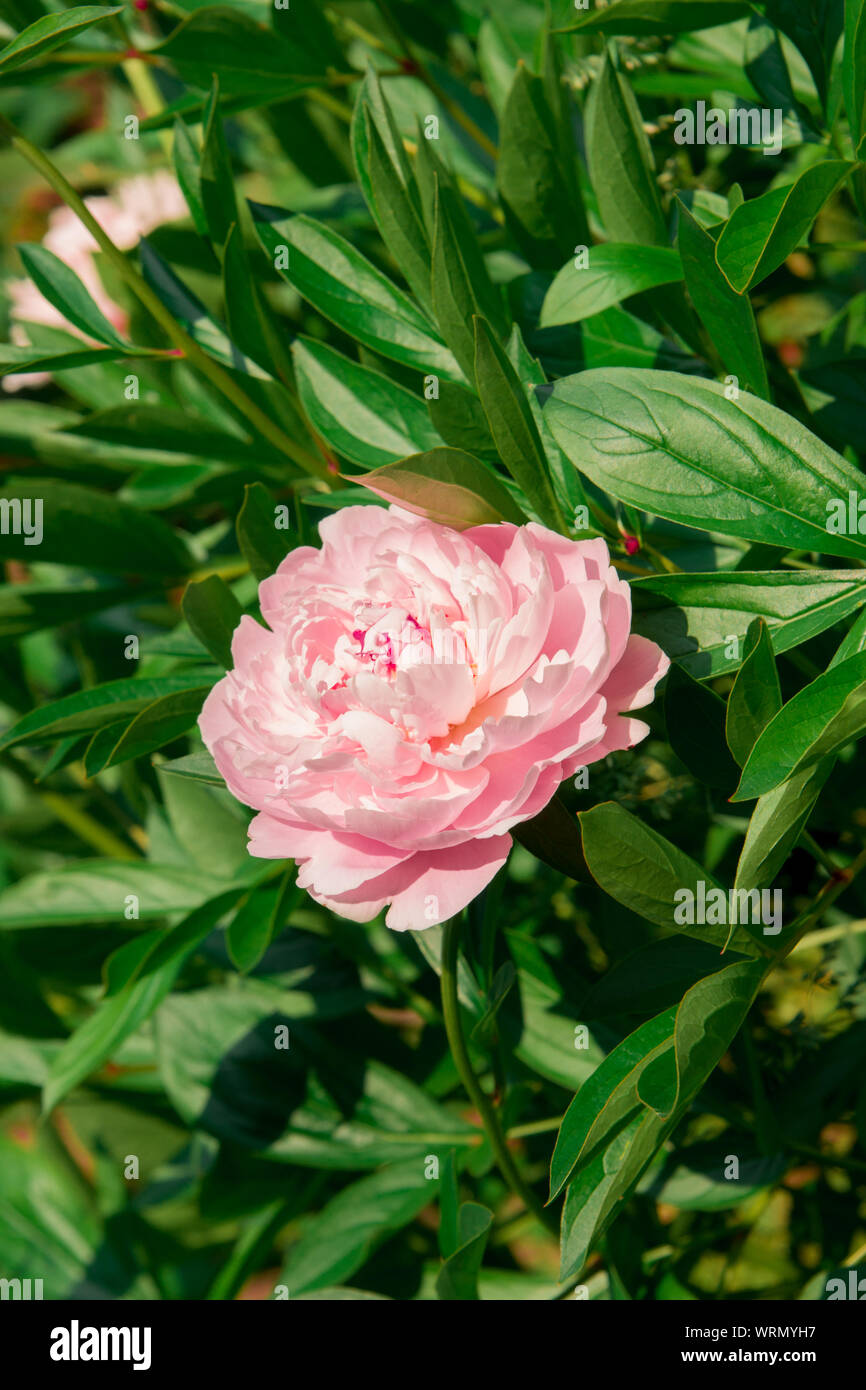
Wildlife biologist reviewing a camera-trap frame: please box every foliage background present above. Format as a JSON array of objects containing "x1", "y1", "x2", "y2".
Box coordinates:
[{"x1": 1, "y1": 0, "x2": 866, "y2": 1301}]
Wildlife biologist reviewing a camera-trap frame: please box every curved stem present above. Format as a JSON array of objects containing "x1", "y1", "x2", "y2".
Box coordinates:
[{"x1": 440, "y1": 916, "x2": 557, "y2": 1232}]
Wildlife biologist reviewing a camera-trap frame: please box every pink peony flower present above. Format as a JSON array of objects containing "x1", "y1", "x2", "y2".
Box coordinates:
[
  {"x1": 4, "y1": 171, "x2": 187, "y2": 391},
  {"x1": 200, "y1": 506, "x2": 669, "y2": 931}
]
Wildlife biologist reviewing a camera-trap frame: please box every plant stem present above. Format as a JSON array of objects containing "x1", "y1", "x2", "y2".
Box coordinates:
[
  {"x1": 777, "y1": 843, "x2": 866, "y2": 961},
  {"x1": 0, "y1": 114, "x2": 330, "y2": 484},
  {"x1": 440, "y1": 916, "x2": 557, "y2": 1232}
]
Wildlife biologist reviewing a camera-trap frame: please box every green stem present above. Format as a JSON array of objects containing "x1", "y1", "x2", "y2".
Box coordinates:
[
  {"x1": 440, "y1": 917, "x2": 557, "y2": 1232},
  {"x1": 0, "y1": 114, "x2": 330, "y2": 484},
  {"x1": 798, "y1": 830, "x2": 838, "y2": 878}
]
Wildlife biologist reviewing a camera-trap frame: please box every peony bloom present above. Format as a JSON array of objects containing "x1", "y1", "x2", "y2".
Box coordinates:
[
  {"x1": 200, "y1": 506, "x2": 669, "y2": 930},
  {"x1": 4, "y1": 171, "x2": 187, "y2": 391}
]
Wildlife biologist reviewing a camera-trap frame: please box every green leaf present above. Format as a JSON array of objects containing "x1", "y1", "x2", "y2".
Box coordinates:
[
  {"x1": 0, "y1": 673, "x2": 211, "y2": 753},
  {"x1": 350, "y1": 64, "x2": 417, "y2": 225},
  {"x1": 237, "y1": 482, "x2": 289, "y2": 581},
  {"x1": 158, "y1": 751, "x2": 223, "y2": 787},
  {"x1": 154, "y1": 6, "x2": 325, "y2": 97},
  {"x1": 631, "y1": 570, "x2": 866, "y2": 678},
  {"x1": 156, "y1": 986, "x2": 470, "y2": 1164},
  {"x1": 253, "y1": 210, "x2": 463, "y2": 382},
  {"x1": 497, "y1": 62, "x2": 588, "y2": 268},
  {"x1": 0, "y1": 862, "x2": 216, "y2": 928},
  {"x1": 227, "y1": 872, "x2": 298, "y2": 974},
  {"x1": 0, "y1": 476, "x2": 194, "y2": 576},
  {"x1": 173, "y1": 118, "x2": 207, "y2": 237},
  {"x1": 558, "y1": 0, "x2": 749, "y2": 36},
  {"x1": 426, "y1": 380, "x2": 496, "y2": 458},
  {"x1": 735, "y1": 756, "x2": 836, "y2": 893},
  {"x1": 140, "y1": 241, "x2": 269, "y2": 379},
  {"x1": 279, "y1": 1159, "x2": 435, "y2": 1295},
  {"x1": 726, "y1": 619, "x2": 782, "y2": 766},
  {"x1": 504, "y1": 929, "x2": 606, "y2": 1091},
  {"x1": 364, "y1": 107, "x2": 433, "y2": 314},
  {"x1": 435, "y1": 1202, "x2": 493, "y2": 1300},
  {"x1": 581, "y1": 937, "x2": 740, "y2": 1018},
  {"x1": 579, "y1": 801, "x2": 762, "y2": 955},
  {"x1": 157, "y1": 763, "x2": 249, "y2": 876},
  {"x1": 557, "y1": 959, "x2": 762, "y2": 1279},
  {"x1": 200, "y1": 77, "x2": 238, "y2": 255},
  {"x1": 0, "y1": 584, "x2": 134, "y2": 644},
  {"x1": 715, "y1": 161, "x2": 855, "y2": 293},
  {"x1": 544, "y1": 369, "x2": 866, "y2": 562},
  {"x1": 83, "y1": 686, "x2": 212, "y2": 773},
  {"x1": 0, "y1": 342, "x2": 158, "y2": 378},
  {"x1": 473, "y1": 315, "x2": 565, "y2": 531},
  {"x1": 292, "y1": 338, "x2": 443, "y2": 469},
  {"x1": 347, "y1": 447, "x2": 526, "y2": 529},
  {"x1": 744, "y1": 13, "x2": 815, "y2": 146},
  {"x1": 676, "y1": 199, "x2": 770, "y2": 400},
  {"x1": 733, "y1": 653, "x2": 866, "y2": 801},
  {"x1": 584, "y1": 51, "x2": 668, "y2": 246},
  {"x1": 540, "y1": 245, "x2": 683, "y2": 326},
  {"x1": 42, "y1": 890, "x2": 240, "y2": 1113},
  {"x1": 664, "y1": 664, "x2": 740, "y2": 793},
  {"x1": 844, "y1": 0, "x2": 866, "y2": 144},
  {"x1": 223, "y1": 220, "x2": 291, "y2": 382},
  {"x1": 0, "y1": 1132, "x2": 99, "y2": 1298},
  {"x1": 431, "y1": 176, "x2": 507, "y2": 381},
  {"x1": 16, "y1": 245, "x2": 128, "y2": 348},
  {"x1": 0, "y1": 6, "x2": 123, "y2": 75},
  {"x1": 550, "y1": 1008, "x2": 676, "y2": 1200},
  {"x1": 182, "y1": 575, "x2": 243, "y2": 669},
  {"x1": 512, "y1": 794, "x2": 590, "y2": 883},
  {"x1": 648, "y1": 1145, "x2": 790, "y2": 1211}
]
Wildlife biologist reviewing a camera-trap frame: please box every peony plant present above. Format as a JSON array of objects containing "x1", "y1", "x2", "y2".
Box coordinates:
[{"x1": 0, "y1": 0, "x2": 865, "y2": 1315}]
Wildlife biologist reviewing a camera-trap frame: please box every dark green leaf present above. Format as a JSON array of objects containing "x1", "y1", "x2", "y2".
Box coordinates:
[
  {"x1": 676, "y1": 199, "x2": 770, "y2": 400},
  {"x1": 237, "y1": 481, "x2": 289, "y2": 581},
  {"x1": 0, "y1": 6, "x2": 123, "y2": 75},
  {"x1": 0, "y1": 477, "x2": 194, "y2": 576},
  {"x1": 16, "y1": 245, "x2": 127, "y2": 348},
  {"x1": 584, "y1": 51, "x2": 668, "y2": 246},
  {"x1": 497, "y1": 62, "x2": 588, "y2": 267},
  {"x1": 435, "y1": 1202, "x2": 493, "y2": 1300},
  {"x1": 254, "y1": 211, "x2": 463, "y2": 382},
  {"x1": 0, "y1": 673, "x2": 210, "y2": 753},
  {"x1": 182, "y1": 575, "x2": 243, "y2": 669},
  {"x1": 579, "y1": 801, "x2": 762, "y2": 954},
  {"x1": 726, "y1": 619, "x2": 782, "y2": 766},
  {"x1": 558, "y1": 0, "x2": 749, "y2": 36},
  {"x1": 664, "y1": 663, "x2": 740, "y2": 792},
  {"x1": 632, "y1": 570, "x2": 866, "y2": 678},
  {"x1": 473, "y1": 315, "x2": 565, "y2": 530},
  {"x1": 431, "y1": 175, "x2": 507, "y2": 379},
  {"x1": 715, "y1": 161, "x2": 855, "y2": 292},
  {"x1": 83, "y1": 686, "x2": 211, "y2": 773},
  {"x1": 545, "y1": 370, "x2": 866, "y2": 561},
  {"x1": 292, "y1": 338, "x2": 442, "y2": 469},
  {"x1": 200, "y1": 77, "x2": 238, "y2": 254},
  {"x1": 733, "y1": 653, "x2": 866, "y2": 801}
]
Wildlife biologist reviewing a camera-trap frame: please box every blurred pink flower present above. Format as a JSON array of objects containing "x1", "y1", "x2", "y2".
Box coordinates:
[
  {"x1": 4, "y1": 170, "x2": 187, "y2": 391},
  {"x1": 200, "y1": 506, "x2": 669, "y2": 931}
]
